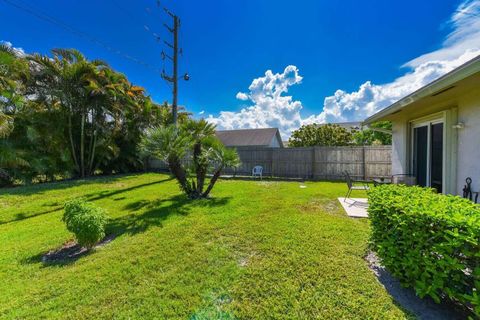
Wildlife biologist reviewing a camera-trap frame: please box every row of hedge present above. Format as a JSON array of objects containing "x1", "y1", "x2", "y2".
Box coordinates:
[{"x1": 368, "y1": 185, "x2": 480, "y2": 316}]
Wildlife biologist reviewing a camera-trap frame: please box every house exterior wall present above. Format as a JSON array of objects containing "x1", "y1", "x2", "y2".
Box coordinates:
[
  {"x1": 269, "y1": 136, "x2": 281, "y2": 148},
  {"x1": 391, "y1": 120, "x2": 408, "y2": 176},
  {"x1": 456, "y1": 90, "x2": 480, "y2": 194},
  {"x1": 389, "y1": 89, "x2": 480, "y2": 195}
]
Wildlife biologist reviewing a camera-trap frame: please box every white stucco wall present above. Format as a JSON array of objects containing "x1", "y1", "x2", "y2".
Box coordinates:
[
  {"x1": 391, "y1": 120, "x2": 408, "y2": 176},
  {"x1": 456, "y1": 90, "x2": 480, "y2": 194}
]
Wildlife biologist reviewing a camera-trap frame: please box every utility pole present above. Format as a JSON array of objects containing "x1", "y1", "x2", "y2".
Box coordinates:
[{"x1": 161, "y1": 9, "x2": 185, "y2": 127}]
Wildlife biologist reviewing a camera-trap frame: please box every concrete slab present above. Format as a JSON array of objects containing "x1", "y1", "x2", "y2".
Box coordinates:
[{"x1": 338, "y1": 197, "x2": 369, "y2": 218}]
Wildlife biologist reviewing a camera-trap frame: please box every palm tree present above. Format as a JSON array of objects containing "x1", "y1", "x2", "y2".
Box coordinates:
[
  {"x1": 202, "y1": 142, "x2": 240, "y2": 197},
  {"x1": 181, "y1": 119, "x2": 216, "y2": 195},
  {"x1": 140, "y1": 120, "x2": 240, "y2": 199},
  {"x1": 28, "y1": 49, "x2": 138, "y2": 177},
  {"x1": 140, "y1": 125, "x2": 193, "y2": 194}
]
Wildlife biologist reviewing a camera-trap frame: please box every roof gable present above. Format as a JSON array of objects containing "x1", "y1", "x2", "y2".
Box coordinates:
[{"x1": 215, "y1": 128, "x2": 283, "y2": 147}]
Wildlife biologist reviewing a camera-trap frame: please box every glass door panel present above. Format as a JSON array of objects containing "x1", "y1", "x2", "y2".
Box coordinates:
[
  {"x1": 413, "y1": 126, "x2": 428, "y2": 187},
  {"x1": 430, "y1": 123, "x2": 443, "y2": 193}
]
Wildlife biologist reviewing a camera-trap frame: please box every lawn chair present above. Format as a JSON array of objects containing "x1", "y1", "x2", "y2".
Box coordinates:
[
  {"x1": 252, "y1": 166, "x2": 263, "y2": 179},
  {"x1": 344, "y1": 171, "x2": 369, "y2": 201}
]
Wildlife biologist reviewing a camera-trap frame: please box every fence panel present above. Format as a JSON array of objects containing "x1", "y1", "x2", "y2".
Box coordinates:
[{"x1": 149, "y1": 145, "x2": 392, "y2": 180}]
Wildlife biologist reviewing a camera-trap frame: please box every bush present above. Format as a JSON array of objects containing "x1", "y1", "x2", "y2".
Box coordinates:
[
  {"x1": 368, "y1": 185, "x2": 480, "y2": 315},
  {"x1": 63, "y1": 199, "x2": 108, "y2": 249}
]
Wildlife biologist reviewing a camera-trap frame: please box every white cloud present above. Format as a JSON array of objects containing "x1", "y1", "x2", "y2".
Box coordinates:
[
  {"x1": 0, "y1": 40, "x2": 26, "y2": 57},
  {"x1": 235, "y1": 92, "x2": 249, "y2": 100},
  {"x1": 208, "y1": 0, "x2": 480, "y2": 137},
  {"x1": 207, "y1": 65, "x2": 303, "y2": 138},
  {"x1": 198, "y1": 110, "x2": 205, "y2": 115}
]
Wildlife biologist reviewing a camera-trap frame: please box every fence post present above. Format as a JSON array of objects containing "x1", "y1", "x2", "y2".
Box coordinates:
[
  {"x1": 311, "y1": 147, "x2": 315, "y2": 180},
  {"x1": 270, "y1": 148, "x2": 274, "y2": 178},
  {"x1": 362, "y1": 146, "x2": 366, "y2": 180}
]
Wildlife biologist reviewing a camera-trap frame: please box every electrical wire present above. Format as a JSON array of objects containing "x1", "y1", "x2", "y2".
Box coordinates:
[
  {"x1": 109, "y1": 0, "x2": 162, "y2": 43},
  {"x1": 1, "y1": 0, "x2": 163, "y2": 75}
]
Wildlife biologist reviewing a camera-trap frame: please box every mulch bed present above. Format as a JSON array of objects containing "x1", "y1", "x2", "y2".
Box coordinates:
[{"x1": 42, "y1": 234, "x2": 116, "y2": 264}]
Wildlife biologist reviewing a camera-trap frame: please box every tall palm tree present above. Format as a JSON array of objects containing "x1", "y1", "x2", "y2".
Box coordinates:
[{"x1": 29, "y1": 49, "x2": 114, "y2": 177}]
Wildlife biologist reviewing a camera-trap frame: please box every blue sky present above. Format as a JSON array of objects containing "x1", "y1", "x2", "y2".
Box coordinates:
[{"x1": 2, "y1": 0, "x2": 480, "y2": 137}]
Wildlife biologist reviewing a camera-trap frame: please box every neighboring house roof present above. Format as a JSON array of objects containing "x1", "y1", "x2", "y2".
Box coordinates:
[
  {"x1": 364, "y1": 54, "x2": 480, "y2": 124},
  {"x1": 215, "y1": 128, "x2": 284, "y2": 148}
]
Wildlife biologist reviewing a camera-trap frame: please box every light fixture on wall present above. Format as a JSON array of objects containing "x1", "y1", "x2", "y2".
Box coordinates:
[{"x1": 452, "y1": 122, "x2": 465, "y2": 129}]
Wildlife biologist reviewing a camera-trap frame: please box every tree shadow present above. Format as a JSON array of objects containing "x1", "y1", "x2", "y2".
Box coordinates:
[
  {"x1": 108, "y1": 194, "x2": 231, "y2": 236},
  {"x1": 23, "y1": 194, "x2": 231, "y2": 267},
  {"x1": 0, "y1": 177, "x2": 174, "y2": 225},
  {"x1": 82, "y1": 177, "x2": 174, "y2": 202},
  {"x1": 0, "y1": 173, "x2": 149, "y2": 197},
  {"x1": 23, "y1": 235, "x2": 116, "y2": 267}
]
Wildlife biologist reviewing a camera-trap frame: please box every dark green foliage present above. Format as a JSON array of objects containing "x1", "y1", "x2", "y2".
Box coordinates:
[
  {"x1": 140, "y1": 119, "x2": 241, "y2": 199},
  {"x1": 63, "y1": 199, "x2": 108, "y2": 248},
  {"x1": 1, "y1": 46, "x2": 175, "y2": 184},
  {"x1": 368, "y1": 184, "x2": 480, "y2": 315},
  {"x1": 353, "y1": 121, "x2": 392, "y2": 145},
  {"x1": 288, "y1": 123, "x2": 354, "y2": 147}
]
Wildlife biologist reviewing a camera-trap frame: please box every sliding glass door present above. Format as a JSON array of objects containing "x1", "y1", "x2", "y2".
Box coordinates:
[
  {"x1": 412, "y1": 121, "x2": 444, "y2": 193},
  {"x1": 413, "y1": 126, "x2": 428, "y2": 187}
]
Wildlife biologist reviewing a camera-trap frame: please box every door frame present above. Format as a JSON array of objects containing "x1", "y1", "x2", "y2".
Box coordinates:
[{"x1": 409, "y1": 111, "x2": 446, "y2": 191}]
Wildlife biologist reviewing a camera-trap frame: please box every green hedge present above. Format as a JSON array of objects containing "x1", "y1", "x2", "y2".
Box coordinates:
[
  {"x1": 368, "y1": 185, "x2": 480, "y2": 315},
  {"x1": 63, "y1": 199, "x2": 108, "y2": 249}
]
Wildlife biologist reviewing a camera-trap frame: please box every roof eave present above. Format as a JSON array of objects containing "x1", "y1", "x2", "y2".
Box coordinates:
[{"x1": 363, "y1": 55, "x2": 480, "y2": 125}]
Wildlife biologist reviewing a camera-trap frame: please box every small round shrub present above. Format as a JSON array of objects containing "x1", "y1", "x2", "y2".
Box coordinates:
[{"x1": 63, "y1": 199, "x2": 108, "y2": 249}]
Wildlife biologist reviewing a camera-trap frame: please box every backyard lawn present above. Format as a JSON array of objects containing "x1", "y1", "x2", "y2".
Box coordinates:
[{"x1": 0, "y1": 173, "x2": 410, "y2": 319}]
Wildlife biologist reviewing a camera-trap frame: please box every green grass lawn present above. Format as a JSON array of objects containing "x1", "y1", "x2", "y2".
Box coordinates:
[{"x1": 0, "y1": 173, "x2": 410, "y2": 319}]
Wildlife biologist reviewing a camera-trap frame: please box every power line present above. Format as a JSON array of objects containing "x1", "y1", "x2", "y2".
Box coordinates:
[
  {"x1": 109, "y1": 0, "x2": 162, "y2": 43},
  {"x1": 1, "y1": 0, "x2": 163, "y2": 75}
]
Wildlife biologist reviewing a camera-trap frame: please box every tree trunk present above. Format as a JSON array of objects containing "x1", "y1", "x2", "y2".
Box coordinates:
[
  {"x1": 80, "y1": 111, "x2": 85, "y2": 178},
  {"x1": 168, "y1": 155, "x2": 192, "y2": 195},
  {"x1": 88, "y1": 131, "x2": 97, "y2": 176},
  {"x1": 68, "y1": 111, "x2": 80, "y2": 175},
  {"x1": 87, "y1": 109, "x2": 97, "y2": 176},
  {"x1": 202, "y1": 167, "x2": 222, "y2": 198},
  {"x1": 193, "y1": 143, "x2": 207, "y2": 194}
]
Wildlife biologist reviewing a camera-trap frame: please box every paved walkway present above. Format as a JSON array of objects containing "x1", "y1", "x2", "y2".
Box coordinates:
[{"x1": 337, "y1": 197, "x2": 368, "y2": 218}]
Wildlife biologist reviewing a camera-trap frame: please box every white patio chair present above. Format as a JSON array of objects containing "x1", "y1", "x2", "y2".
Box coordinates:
[{"x1": 252, "y1": 166, "x2": 263, "y2": 179}]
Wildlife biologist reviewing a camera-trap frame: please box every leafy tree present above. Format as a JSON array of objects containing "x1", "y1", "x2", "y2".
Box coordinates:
[
  {"x1": 353, "y1": 121, "x2": 392, "y2": 145},
  {"x1": 1, "y1": 46, "x2": 171, "y2": 184},
  {"x1": 0, "y1": 44, "x2": 30, "y2": 183},
  {"x1": 140, "y1": 120, "x2": 240, "y2": 199},
  {"x1": 288, "y1": 123, "x2": 354, "y2": 147}
]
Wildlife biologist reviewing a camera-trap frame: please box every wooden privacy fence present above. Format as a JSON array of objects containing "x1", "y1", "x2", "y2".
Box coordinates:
[{"x1": 149, "y1": 145, "x2": 392, "y2": 181}]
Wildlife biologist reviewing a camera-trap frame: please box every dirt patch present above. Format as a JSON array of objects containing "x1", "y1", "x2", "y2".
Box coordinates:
[
  {"x1": 42, "y1": 234, "x2": 116, "y2": 264},
  {"x1": 366, "y1": 251, "x2": 469, "y2": 319},
  {"x1": 237, "y1": 253, "x2": 255, "y2": 267},
  {"x1": 297, "y1": 199, "x2": 340, "y2": 214},
  {"x1": 255, "y1": 181, "x2": 280, "y2": 188}
]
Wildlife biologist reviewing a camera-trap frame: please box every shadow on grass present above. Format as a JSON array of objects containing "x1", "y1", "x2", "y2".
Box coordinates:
[
  {"x1": 108, "y1": 194, "x2": 231, "y2": 236},
  {"x1": 23, "y1": 194, "x2": 231, "y2": 267},
  {"x1": 83, "y1": 177, "x2": 174, "y2": 202},
  {"x1": 0, "y1": 173, "x2": 149, "y2": 197},
  {"x1": 0, "y1": 177, "x2": 174, "y2": 225}
]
